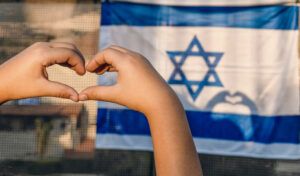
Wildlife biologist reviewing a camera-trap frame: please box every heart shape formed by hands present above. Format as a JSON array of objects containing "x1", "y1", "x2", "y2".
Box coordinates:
[
  {"x1": 0, "y1": 43, "x2": 203, "y2": 175},
  {"x1": 0, "y1": 43, "x2": 175, "y2": 116}
]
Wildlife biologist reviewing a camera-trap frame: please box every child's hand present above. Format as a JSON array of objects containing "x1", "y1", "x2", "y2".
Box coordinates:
[
  {"x1": 0, "y1": 42, "x2": 85, "y2": 103},
  {"x1": 79, "y1": 46, "x2": 180, "y2": 115},
  {"x1": 79, "y1": 46, "x2": 203, "y2": 176}
]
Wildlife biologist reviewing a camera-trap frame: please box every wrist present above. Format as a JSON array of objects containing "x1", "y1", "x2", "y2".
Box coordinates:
[
  {"x1": 0, "y1": 75, "x2": 10, "y2": 104},
  {"x1": 143, "y1": 93, "x2": 185, "y2": 121},
  {"x1": 0, "y1": 86, "x2": 9, "y2": 104}
]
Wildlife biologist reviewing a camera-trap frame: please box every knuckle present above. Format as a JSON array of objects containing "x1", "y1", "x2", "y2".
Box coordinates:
[
  {"x1": 104, "y1": 48, "x2": 118, "y2": 57},
  {"x1": 109, "y1": 45, "x2": 118, "y2": 49},
  {"x1": 105, "y1": 47, "x2": 115, "y2": 53},
  {"x1": 70, "y1": 51, "x2": 79, "y2": 60},
  {"x1": 132, "y1": 52, "x2": 144, "y2": 60},
  {"x1": 32, "y1": 42, "x2": 46, "y2": 48},
  {"x1": 66, "y1": 48, "x2": 75, "y2": 55},
  {"x1": 128, "y1": 53, "x2": 144, "y2": 65},
  {"x1": 123, "y1": 55, "x2": 136, "y2": 66},
  {"x1": 34, "y1": 46, "x2": 48, "y2": 59},
  {"x1": 66, "y1": 42, "x2": 77, "y2": 49},
  {"x1": 63, "y1": 48, "x2": 77, "y2": 58}
]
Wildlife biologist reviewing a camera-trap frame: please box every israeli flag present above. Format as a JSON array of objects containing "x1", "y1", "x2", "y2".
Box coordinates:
[{"x1": 96, "y1": 0, "x2": 300, "y2": 159}]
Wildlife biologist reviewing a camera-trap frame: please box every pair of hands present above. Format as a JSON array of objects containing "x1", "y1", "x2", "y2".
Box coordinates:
[
  {"x1": 0, "y1": 42, "x2": 203, "y2": 175},
  {"x1": 0, "y1": 42, "x2": 178, "y2": 115}
]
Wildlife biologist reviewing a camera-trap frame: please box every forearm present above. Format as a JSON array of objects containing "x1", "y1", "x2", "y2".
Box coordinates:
[
  {"x1": 78, "y1": 46, "x2": 203, "y2": 175},
  {"x1": 0, "y1": 86, "x2": 8, "y2": 103},
  {"x1": 145, "y1": 96, "x2": 203, "y2": 176},
  {"x1": 0, "y1": 65, "x2": 10, "y2": 103}
]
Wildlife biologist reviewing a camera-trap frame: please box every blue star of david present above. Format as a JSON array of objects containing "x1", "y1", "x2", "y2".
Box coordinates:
[{"x1": 167, "y1": 36, "x2": 224, "y2": 101}]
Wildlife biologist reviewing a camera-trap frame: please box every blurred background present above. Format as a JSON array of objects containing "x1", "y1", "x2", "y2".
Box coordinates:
[{"x1": 0, "y1": 0, "x2": 299, "y2": 176}]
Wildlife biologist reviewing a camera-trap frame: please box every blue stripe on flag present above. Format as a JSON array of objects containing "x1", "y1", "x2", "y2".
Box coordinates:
[
  {"x1": 97, "y1": 108, "x2": 300, "y2": 144},
  {"x1": 101, "y1": 2, "x2": 298, "y2": 30}
]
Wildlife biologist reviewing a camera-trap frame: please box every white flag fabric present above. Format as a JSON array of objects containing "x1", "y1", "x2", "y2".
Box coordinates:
[{"x1": 96, "y1": 1, "x2": 300, "y2": 159}]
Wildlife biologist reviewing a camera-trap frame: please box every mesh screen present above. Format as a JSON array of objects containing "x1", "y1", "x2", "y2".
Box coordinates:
[{"x1": 0, "y1": 1, "x2": 299, "y2": 176}]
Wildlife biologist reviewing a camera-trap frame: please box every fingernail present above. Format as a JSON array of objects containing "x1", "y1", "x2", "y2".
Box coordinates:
[
  {"x1": 79, "y1": 94, "x2": 88, "y2": 101},
  {"x1": 70, "y1": 95, "x2": 78, "y2": 102}
]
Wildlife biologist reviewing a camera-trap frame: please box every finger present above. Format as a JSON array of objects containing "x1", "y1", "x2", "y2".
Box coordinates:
[
  {"x1": 86, "y1": 48, "x2": 124, "y2": 73},
  {"x1": 49, "y1": 42, "x2": 77, "y2": 50},
  {"x1": 39, "y1": 79, "x2": 79, "y2": 102},
  {"x1": 109, "y1": 45, "x2": 129, "y2": 53},
  {"x1": 79, "y1": 85, "x2": 119, "y2": 102},
  {"x1": 94, "y1": 63, "x2": 110, "y2": 75},
  {"x1": 43, "y1": 47, "x2": 86, "y2": 75},
  {"x1": 107, "y1": 66, "x2": 117, "y2": 72},
  {"x1": 43, "y1": 68, "x2": 48, "y2": 79},
  {"x1": 49, "y1": 42, "x2": 85, "y2": 61},
  {"x1": 93, "y1": 64, "x2": 117, "y2": 75}
]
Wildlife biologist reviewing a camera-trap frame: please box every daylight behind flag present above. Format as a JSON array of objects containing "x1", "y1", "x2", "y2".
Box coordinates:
[{"x1": 96, "y1": 1, "x2": 300, "y2": 159}]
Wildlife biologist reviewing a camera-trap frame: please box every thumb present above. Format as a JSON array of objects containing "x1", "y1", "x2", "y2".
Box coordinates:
[
  {"x1": 79, "y1": 85, "x2": 118, "y2": 102},
  {"x1": 39, "y1": 79, "x2": 79, "y2": 102}
]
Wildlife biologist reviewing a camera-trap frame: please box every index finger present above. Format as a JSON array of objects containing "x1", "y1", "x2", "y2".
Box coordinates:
[
  {"x1": 43, "y1": 47, "x2": 86, "y2": 75},
  {"x1": 50, "y1": 42, "x2": 85, "y2": 61},
  {"x1": 86, "y1": 47, "x2": 124, "y2": 73}
]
